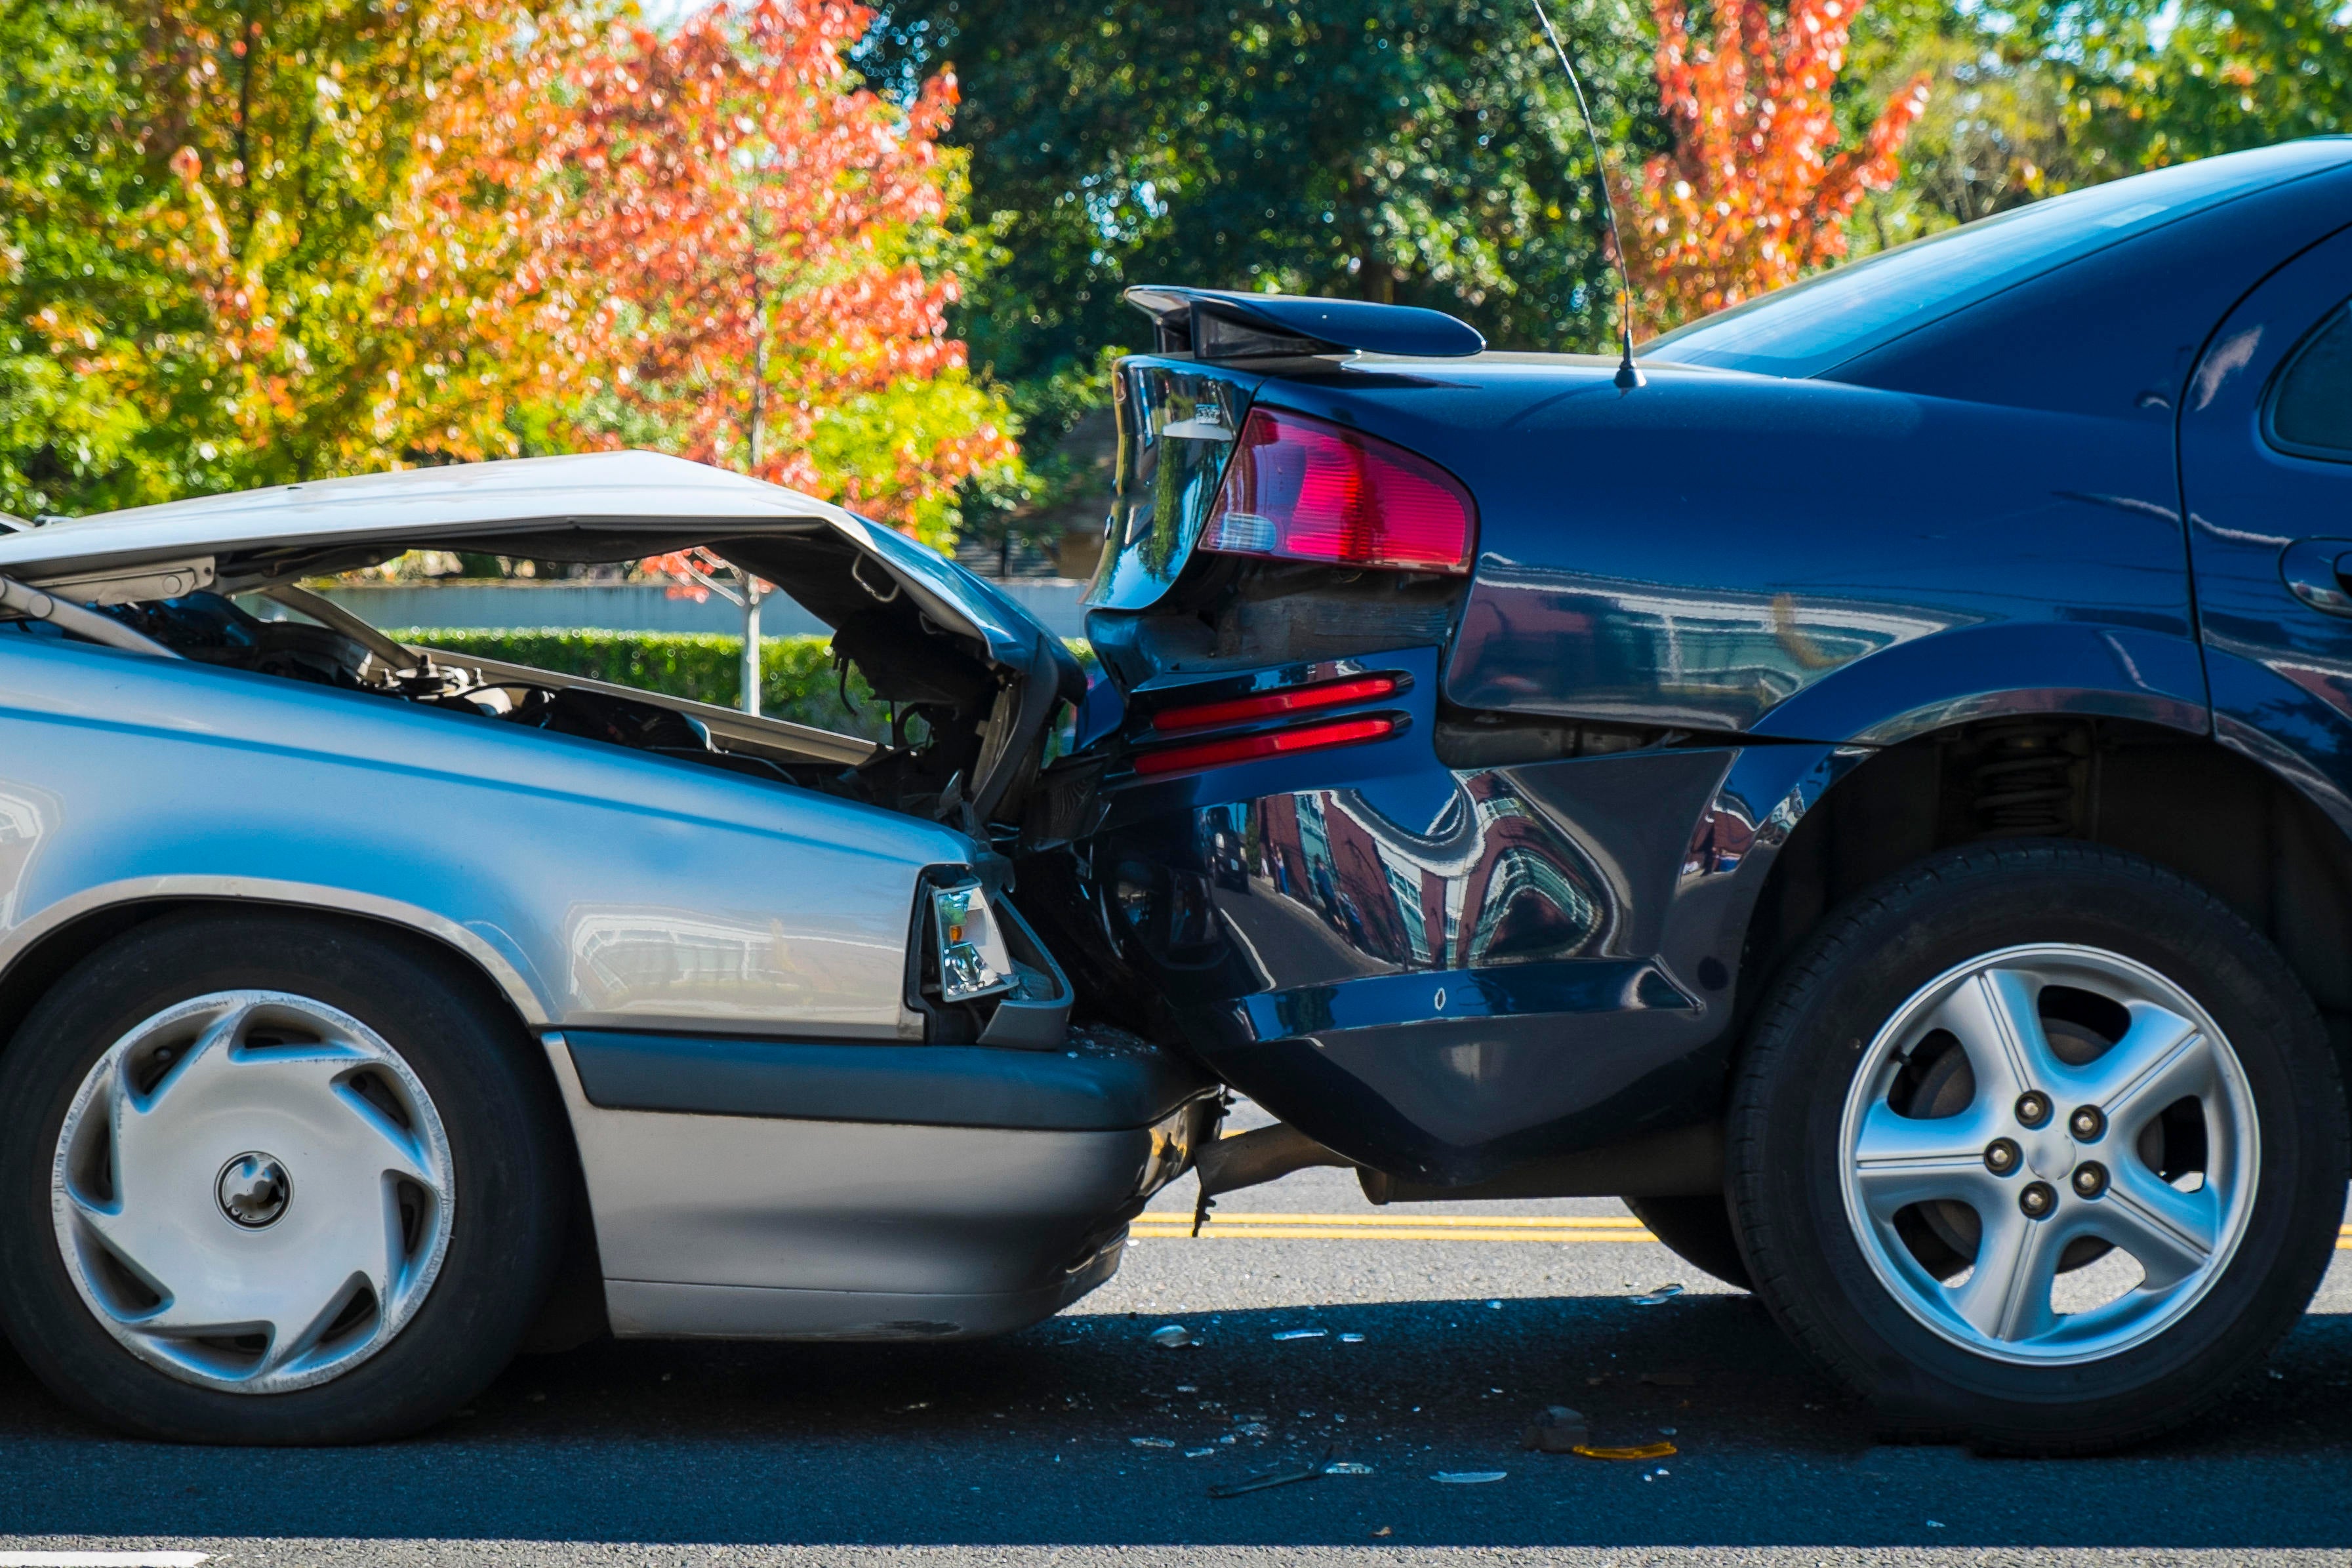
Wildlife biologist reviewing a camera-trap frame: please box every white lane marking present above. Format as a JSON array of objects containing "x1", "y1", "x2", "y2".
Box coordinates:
[{"x1": 0, "y1": 1553, "x2": 209, "y2": 1565}]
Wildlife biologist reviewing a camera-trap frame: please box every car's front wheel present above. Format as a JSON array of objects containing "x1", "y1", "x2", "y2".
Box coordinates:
[
  {"x1": 1728, "y1": 842, "x2": 2347, "y2": 1454},
  {"x1": 0, "y1": 910, "x2": 568, "y2": 1443}
]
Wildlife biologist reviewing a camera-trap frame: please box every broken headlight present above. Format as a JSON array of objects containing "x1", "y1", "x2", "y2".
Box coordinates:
[{"x1": 929, "y1": 881, "x2": 1017, "y2": 1003}]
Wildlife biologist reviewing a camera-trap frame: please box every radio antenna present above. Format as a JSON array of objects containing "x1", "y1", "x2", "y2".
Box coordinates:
[{"x1": 1526, "y1": 0, "x2": 1644, "y2": 390}]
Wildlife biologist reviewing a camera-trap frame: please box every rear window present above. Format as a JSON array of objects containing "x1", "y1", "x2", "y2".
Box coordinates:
[
  {"x1": 2270, "y1": 304, "x2": 2352, "y2": 460},
  {"x1": 1642, "y1": 140, "x2": 2352, "y2": 380}
]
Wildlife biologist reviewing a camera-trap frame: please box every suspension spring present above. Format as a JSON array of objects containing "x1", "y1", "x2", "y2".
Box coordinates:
[{"x1": 1970, "y1": 724, "x2": 2078, "y2": 837}]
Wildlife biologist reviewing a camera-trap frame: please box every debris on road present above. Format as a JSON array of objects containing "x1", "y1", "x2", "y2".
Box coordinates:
[
  {"x1": 1208, "y1": 1449, "x2": 1333, "y2": 1498},
  {"x1": 1572, "y1": 1441, "x2": 1678, "y2": 1461},
  {"x1": 1185, "y1": 1448, "x2": 1217, "y2": 1458},
  {"x1": 1432, "y1": 1470, "x2": 1509, "y2": 1484},
  {"x1": 1339, "y1": 1333, "x2": 1366, "y2": 1342},
  {"x1": 1272, "y1": 1328, "x2": 1328, "y2": 1340},
  {"x1": 1326, "y1": 1461, "x2": 1375, "y2": 1474},
  {"x1": 1627, "y1": 1283, "x2": 1686, "y2": 1306},
  {"x1": 1520, "y1": 1405, "x2": 1590, "y2": 1453},
  {"x1": 1640, "y1": 1371, "x2": 1697, "y2": 1386},
  {"x1": 1130, "y1": 1436, "x2": 1176, "y2": 1448},
  {"x1": 1148, "y1": 1324, "x2": 1195, "y2": 1348}
]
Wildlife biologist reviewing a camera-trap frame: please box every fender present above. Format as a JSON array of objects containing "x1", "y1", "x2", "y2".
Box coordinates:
[
  {"x1": 1751, "y1": 620, "x2": 2211, "y2": 747},
  {"x1": 0, "y1": 877, "x2": 553, "y2": 1026},
  {"x1": 0, "y1": 632, "x2": 976, "y2": 1039}
]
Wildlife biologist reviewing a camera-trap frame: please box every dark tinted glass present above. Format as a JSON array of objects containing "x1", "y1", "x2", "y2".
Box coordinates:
[
  {"x1": 2273, "y1": 306, "x2": 2352, "y2": 458},
  {"x1": 1641, "y1": 141, "x2": 2352, "y2": 378}
]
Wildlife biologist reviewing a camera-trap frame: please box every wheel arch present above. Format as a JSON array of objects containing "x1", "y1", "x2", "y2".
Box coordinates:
[
  {"x1": 0, "y1": 889, "x2": 608, "y2": 1350},
  {"x1": 1737, "y1": 715, "x2": 2352, "y2": 1069},
  {"x1": 0, "y1": 881, "x2": 552, "y2": 1052}
]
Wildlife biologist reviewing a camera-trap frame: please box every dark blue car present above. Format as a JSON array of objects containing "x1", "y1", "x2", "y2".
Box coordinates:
[{"x1": 1028, "y1": 137, "x2": 2352, "y2": 1454}]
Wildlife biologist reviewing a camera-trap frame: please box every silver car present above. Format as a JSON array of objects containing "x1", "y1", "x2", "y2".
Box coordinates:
[{"x1": 0, "y1": 451, "x2": 1213, "y2": 1444}]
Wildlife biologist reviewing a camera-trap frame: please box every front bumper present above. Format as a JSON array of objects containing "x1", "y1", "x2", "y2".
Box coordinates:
[{"x1": 545, "y1": 1026, "x2": 1217, "y2": 1340}]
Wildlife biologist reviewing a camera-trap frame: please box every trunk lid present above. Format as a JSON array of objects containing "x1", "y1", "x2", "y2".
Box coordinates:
[{"x1": 0, "y1": 451, "x2": 1087, "y2": 827}]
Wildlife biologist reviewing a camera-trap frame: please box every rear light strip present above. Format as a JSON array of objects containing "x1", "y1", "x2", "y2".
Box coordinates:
[
  {"x1": 1148, "y1": 673, "x2": 1402, "y2": 733},
  {"x1": 1130, "y1": 715, "x2": 1400, "y2": 777}
]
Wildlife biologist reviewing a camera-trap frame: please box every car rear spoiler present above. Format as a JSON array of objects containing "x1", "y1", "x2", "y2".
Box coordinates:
[{"x1": 1122, "y1": 285, "x2": 1486, "y2": 361}]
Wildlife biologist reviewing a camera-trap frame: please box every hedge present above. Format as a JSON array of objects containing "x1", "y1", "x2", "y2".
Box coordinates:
[
  {"x1": 393, "y1": 630, "x2": 890, "y2": 740},
  {"x1": 391, "y1": 629, "x2": 1095, "y2": 744}
]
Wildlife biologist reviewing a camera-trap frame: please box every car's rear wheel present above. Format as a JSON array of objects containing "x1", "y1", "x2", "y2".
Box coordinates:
[
  {"x1": 0, "y1": 910, "x2": 568, "y2": 1443},
  {"x1": 1727, "y1": 842, "x2": 2347, "y2": 1454},
  {"x1": 1623, "y1": 1196, "x2": 1751, "y2": 1291}
]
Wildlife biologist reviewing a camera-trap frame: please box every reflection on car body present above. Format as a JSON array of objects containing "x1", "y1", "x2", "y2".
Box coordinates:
[
  {"x1": 1021, "y1": 141, "x2": 2352, "y2": 1455},
  {"x1": 5, "y1": 142, "x2": 2352, "y2": 1455},
  {"x1": 1211, "y1": 774, "x2": 1619, "y2": 982}
]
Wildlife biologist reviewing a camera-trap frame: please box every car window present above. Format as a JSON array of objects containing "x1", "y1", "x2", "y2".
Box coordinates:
[
  {"x1": 1640, "y1": 140, "x2": 2352, "y2": 380},
  {"x1": 2269, "y1": 304, "x2": 2352, "y2": 461}
]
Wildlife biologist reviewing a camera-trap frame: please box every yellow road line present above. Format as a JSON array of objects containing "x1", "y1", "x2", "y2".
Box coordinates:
[
  {"x1": 1133, "y1": 1221, "x2": 2352, "y2": 1245},
  {"x1": 1129, "y1": 1222, "x2": 1646, "y2": 1232},
  {"x1": 1131, "y1": 1213, "x2": 1660, "y2": 1243},
  {"x1": 1130, "y1": 1226, "x2": 1661, "y2": 1242}
]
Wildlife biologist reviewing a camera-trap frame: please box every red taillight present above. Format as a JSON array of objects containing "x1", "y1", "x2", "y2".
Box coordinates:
[
  {"x1": 1149, "y1": 674, "x2": 1402, "y2": 733},
  {"x1": 1131, "y1": 715, "x2": 1398, "y2": 776},
  {"x1": 1200, "y1": 408, "x2": 1475, "y2": 574}
]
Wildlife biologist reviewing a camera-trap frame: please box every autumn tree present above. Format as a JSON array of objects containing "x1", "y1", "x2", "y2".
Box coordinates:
[
  {"x1": 0, "y1": 0, "x2": 540, "y2": 515},
  {"x1": 8, "y1": 0, "x2": 1017, "y2": 564},
  {"x1": 388, "y1": 0, "x2": 1019, "y2": 548},
  {"x1": 864, "y1": 0, "x2": 1655, "y2": 378},
  {"x1": 1622, "y1": 0, "x2": 1932, "y2": 328}
]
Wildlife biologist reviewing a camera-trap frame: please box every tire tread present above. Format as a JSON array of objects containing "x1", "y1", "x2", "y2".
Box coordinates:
[{"x1": 1724, "y1": 840, "x2": 2349, "y2": 1455}]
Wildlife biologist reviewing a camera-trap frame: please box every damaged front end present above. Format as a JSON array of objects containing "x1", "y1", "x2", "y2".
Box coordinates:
[
  {"x1": 0, "y1": 452, "x2": 1219, "y2": 1342},
  {"x1": 0, "y1": 456, "x2": 1087, "y2": 839}
]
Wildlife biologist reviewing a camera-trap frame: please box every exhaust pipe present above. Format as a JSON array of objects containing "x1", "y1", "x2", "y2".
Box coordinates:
[{"x1": 1185, "y1": 1121, "x2": 1356, "y2": 1232}]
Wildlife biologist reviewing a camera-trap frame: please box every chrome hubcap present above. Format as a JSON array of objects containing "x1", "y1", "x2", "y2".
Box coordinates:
[
  {"x1": 1838, "y1": 944, "x2": 2257, "y2": 1365},
  {"x1": 51, "y1": 992, "x2": 456, "y2": 1393}
]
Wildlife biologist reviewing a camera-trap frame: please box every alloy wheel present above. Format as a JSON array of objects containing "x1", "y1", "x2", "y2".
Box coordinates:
[{"x1": 1837, "y1": 944, "x2": 2258, "y2": 1365}]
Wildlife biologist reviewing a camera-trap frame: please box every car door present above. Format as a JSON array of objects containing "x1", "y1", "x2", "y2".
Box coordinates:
[{"x1": 2183, "y1": 226, "x2": 2352, "y2": 826}]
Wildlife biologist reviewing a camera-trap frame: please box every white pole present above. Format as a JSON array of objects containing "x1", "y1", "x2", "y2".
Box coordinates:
[{"x1": 741, "y1": 582, "x2": 762, "y2": 717}]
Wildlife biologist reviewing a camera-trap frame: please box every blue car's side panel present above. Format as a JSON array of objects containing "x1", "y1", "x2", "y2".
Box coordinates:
[
  {"x1": 1421, "y1": 375, "x2": 2199, "y2": 740},
  {"x1": 1754, "y1": 620, "x2": 2210, "y2": 746}
]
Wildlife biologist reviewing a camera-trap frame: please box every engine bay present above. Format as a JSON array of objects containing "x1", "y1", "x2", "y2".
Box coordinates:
[{"x1": 80, "y1": 586, "x2": 1002, "y2": 820}]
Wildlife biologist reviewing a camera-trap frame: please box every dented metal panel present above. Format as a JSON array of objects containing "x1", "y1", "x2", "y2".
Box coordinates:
[{"x1": 0, "y1": 632, "x2": 973, "y2": 1037}]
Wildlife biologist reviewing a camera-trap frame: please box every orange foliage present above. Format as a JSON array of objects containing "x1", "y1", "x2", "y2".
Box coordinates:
[
  {"x1": 381, "y1": 0, "x2": 1013, "y2": 540},
  {"x1": 1623, "y1": 0, "x2": 1931, "y2": 328}
]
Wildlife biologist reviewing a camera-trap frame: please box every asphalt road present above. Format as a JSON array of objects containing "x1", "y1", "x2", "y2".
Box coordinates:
[{"x1": 0, "y1": 1105, "x2": 2348, "y2": 1567}]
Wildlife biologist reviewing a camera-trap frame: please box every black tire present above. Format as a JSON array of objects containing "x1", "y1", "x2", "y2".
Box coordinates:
[
  {"x1": 1726, "y1": 841, "x2": 2347, "y2": 1455},
  {"x1": 0, "y1": 910, "x2": 569, "y2": 1443},
  {"x1": 1624, "y1": 1195, "x2": 1753, "y2": 1291}
]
